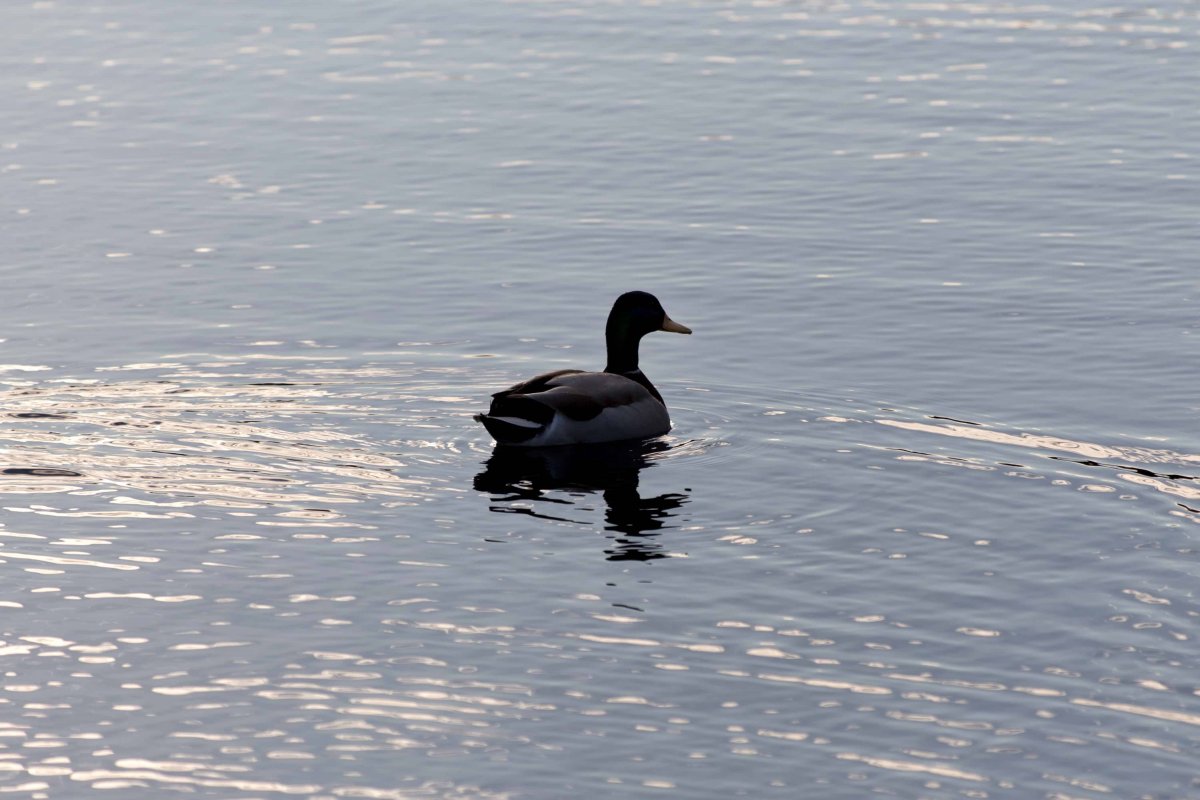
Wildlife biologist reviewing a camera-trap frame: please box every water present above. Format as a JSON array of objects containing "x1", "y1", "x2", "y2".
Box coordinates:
[{"x1": 1, "y1": 1, "x2": 1198, "y2": 797}]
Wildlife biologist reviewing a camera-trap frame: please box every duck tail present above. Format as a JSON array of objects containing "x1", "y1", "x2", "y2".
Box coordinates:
[{"x1": 474, "y1": 413, "x2": 544, "y2": 445}]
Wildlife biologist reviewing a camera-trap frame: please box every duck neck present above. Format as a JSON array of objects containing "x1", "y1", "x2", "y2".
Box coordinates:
[
  {"x1": 604, "y1": 324, "x2": 641, "y2": 375},
  {"x1": 605, "y1": 328, "x2": 664, "y2": 403}
]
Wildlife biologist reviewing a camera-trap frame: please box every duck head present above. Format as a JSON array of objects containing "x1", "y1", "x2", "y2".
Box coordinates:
[{"x1": 605, "y1": 291, "x2": 691, "y2": 374}]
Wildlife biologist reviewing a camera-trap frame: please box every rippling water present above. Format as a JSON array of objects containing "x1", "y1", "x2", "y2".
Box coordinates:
[
  {"x1": 3, "y1": 0, "x2": 1198, "y2": 798},
  {"x1": 3, "y1": 353, "x2": 1198, "y2": 798}
]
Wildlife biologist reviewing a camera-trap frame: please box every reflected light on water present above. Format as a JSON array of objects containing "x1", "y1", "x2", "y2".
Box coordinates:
[{"x1": 875, "y1": 416, "x2": 1200, "y2": 509}]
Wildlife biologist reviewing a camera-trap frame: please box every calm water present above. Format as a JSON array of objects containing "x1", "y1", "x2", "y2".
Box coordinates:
[{"x1": 2, "y1": 1, "x2": 1198, "y2": 798}]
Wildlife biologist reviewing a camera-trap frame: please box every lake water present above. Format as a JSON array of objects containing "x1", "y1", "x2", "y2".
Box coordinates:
[{"x1": 2, "y1": 1, "x2": 1198, "y2": 797}]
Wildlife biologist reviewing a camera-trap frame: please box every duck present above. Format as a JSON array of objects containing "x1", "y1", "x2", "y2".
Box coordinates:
[{"x1": 475, "y1": 291, "x2": 692, "y2": 447}]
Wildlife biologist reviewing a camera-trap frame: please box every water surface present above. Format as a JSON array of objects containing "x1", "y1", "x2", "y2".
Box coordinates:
[{"x1": 1, "y1": 0, "x2": 1198, "y2": 798}]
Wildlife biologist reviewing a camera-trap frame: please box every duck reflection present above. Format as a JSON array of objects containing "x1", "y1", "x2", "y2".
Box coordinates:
[{"x1": 473, "y1": 440, "x2": 690, "y2": 561}]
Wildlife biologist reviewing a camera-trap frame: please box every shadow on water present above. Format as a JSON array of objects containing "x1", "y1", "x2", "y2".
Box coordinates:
[{"x1": 473, "y1": 439, "x2": 691, "y2": 561}]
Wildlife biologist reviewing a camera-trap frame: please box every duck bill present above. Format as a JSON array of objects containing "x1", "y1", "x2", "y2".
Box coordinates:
[{"x1": 661, "y1": 315, "x2": 692, "y2": 334}]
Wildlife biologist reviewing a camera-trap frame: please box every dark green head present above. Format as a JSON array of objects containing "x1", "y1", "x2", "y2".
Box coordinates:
[{"x1": 604, "y1": 291, "x2": 691, "y2": 373}]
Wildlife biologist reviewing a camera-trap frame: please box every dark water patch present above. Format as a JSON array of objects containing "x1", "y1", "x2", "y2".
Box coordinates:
[
  {"x1": 474, "y1": 441, "x2": 694, "y2": 562},
  {"x1": 928, "y1": 415, "x2": 983, "y2": 426},
  {"x1": 1049, "y1": 455, "x2": 1199, "y2": 482}
]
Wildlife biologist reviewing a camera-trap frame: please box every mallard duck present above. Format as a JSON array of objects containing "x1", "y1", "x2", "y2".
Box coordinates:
[{"x1": 475, "y1": 291, "x2": 692, "y2": 447}]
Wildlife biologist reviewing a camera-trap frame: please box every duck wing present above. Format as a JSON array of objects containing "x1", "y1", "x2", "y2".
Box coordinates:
[{"x1": 493, "y1": 369, "x2": 587, "y2": 401}]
